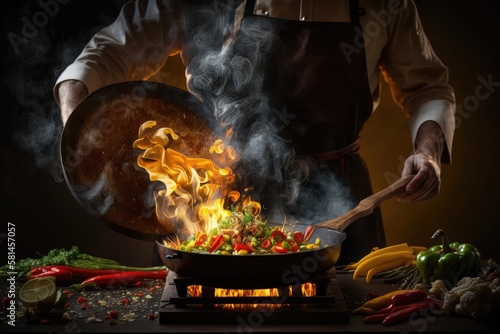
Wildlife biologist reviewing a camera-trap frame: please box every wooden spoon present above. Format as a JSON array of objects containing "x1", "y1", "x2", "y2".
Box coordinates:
[{"x1": 304, "y1": 175, "x2": 414, "y2": 240}]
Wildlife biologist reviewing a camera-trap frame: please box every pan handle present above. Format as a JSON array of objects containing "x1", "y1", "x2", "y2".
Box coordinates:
[{"x1": 315, "y1": 175, "x2": 415, "y2": 231}]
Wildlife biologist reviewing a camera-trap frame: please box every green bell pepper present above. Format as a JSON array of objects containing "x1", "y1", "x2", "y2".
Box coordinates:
[{"x1": 416, "y1": 229, "x2": 481, "y2": 284}]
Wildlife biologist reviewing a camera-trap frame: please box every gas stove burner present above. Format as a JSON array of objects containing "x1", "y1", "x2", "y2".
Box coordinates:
[{"x1": 159, "y1": 267, "x2": 349, "y2": 325}]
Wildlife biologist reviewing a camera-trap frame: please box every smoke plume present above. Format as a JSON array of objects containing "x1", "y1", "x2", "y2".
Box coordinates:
[
  {"x1": 185, "y1": 1, "x2": 353, "y2": 224},
  {"x1": 184, "y1": 4, "x2": 288, "y2": 217}
]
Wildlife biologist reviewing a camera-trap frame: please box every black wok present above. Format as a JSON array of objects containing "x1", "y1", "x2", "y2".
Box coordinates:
[
  {"x1": 156, "y1": 176, "x2": 413, "y2": 286},
  {"x1": 156, "y1": 224, "x2": 345, "y2": 288}
]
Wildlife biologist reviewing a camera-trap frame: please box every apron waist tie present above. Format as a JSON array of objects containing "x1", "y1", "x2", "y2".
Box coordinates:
[
  {"x1": 307, "y1": 137, "x2": 361, "y2": 164},
  {"x1": 306, "y1": 137, "x2": 361, "y2": 177}
]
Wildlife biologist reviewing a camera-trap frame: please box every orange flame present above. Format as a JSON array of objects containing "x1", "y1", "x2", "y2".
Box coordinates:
[
  {"x1": 134, "y1": 121, "x2": 237, "y2": 236},
  {"x1": 187, "y1": 283, "x2": 316, "y2": 308}
]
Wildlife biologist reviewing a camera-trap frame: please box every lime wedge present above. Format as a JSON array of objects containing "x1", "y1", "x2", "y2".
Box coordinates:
[{"x1": 19, "y1": 277, "x2": 57, "y2": 307}]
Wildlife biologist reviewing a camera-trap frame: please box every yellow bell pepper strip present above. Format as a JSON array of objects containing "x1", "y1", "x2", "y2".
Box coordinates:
[
  {"x1": 354, "y1": 306, "x2": 379, "y2": 315},
  {"x1": 344, "y1": 243, "x2": 411, "y2": 271}
]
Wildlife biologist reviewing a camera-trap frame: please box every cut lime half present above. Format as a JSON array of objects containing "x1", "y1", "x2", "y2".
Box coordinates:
[{"x1": 19, "y1": 276, "x2": 57, "y2": 307}]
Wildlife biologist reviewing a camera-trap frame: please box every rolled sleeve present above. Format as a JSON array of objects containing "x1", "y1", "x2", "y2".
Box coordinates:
[
  {"x1": 55, "y1": 63, "x2": 101, "y2": 97},
  {"x1": 379, "y1": 0, "x2": 456, "y2": 163},
  {"x1": 54, "y1": 0, "x2": 183, "y2": 96},
  {"x1": 407, "y1": 99, "x2": 455, "y2": 164}
]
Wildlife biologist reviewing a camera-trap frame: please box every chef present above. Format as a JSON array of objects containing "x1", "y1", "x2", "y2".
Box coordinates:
[{"x1": 54, "y1": 0, "x2": 455, "y2": 264}]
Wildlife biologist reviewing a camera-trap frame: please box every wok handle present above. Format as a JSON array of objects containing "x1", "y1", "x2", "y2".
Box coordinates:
[{"x1": 316, "y1": 175, "x2": 414, "y2": 231}]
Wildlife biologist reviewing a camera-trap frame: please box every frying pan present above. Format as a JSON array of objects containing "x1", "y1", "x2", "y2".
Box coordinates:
[
  {"x1": 156, "y1": 175, "x2": 414, "y2": 287},
  {"x1": 60, "y1": 81, "x2": 221, "y2": 239}
]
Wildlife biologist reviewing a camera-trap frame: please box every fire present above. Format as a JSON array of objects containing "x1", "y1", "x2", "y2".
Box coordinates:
[
  {"x1": 133, "y1": 120, "x2": 237, "y2": 236},
  {"x1": 187, "y1": 283, "x2": 316, "y2": 308}
]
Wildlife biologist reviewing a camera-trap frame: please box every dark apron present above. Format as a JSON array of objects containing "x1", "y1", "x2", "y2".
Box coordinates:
[{"x1": 240, "y1": 0, "x2": 386, "y2": 264}]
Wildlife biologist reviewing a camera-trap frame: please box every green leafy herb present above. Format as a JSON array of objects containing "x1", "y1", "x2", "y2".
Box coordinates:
[{"x1": 0, "y1": 246, "x2": 163, "y2": 277}]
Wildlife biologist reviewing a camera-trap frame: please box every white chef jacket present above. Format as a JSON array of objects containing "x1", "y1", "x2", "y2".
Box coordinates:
[{"x1": 54, "y1": 0, "x2": 456, "y2": 163}]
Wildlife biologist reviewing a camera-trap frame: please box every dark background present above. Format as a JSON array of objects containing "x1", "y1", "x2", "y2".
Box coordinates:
[{"x1": 1, "y1": 1, "x2": 499, "y2": 267}]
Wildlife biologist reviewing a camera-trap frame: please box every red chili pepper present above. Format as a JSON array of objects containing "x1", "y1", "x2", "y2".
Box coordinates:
[
  {"x1": 77, "y1": 270, "x2": 167, "y2": 289},
  {"x1": 29, "y1": 267, "x2": 49, "y2": 275},
  {"x1": 389, "y1": 289, "x2": 427, "y2": 307},
  {"x1": 381, "y1": 301, "x2": 431, "y2": 326},
  {"x1": 378, "y1": 300, "x2": 432, "y2": 315},
  {"x1": 234, "y1": 243, "x2": 253, "y2": 253},
  {"x1": 29, "y1": 269, "x2": 73, "y2": 284},
  {"x1": 209, "y1": 235, "x2": 225, "y2": 253},
  {"x1": 260, "y1": 239, "x2": 271, "y2": 249},
  {"x1": 29, "y1": 266, "x2": 133, "y2": 278},
  {"x1": 377, "y1": 303, "x2": 404, "y2": 315},
  {"x1": 293, "y1": 231, "x2": 304, "y2": 243},
  {"x1": 367, "y1": 297, "x2": 441, "y2": 325}
]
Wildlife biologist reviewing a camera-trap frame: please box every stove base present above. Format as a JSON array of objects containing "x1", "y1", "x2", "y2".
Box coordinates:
[{"x1": 159, "y1": 268, "x2": 349, "y2": 325}]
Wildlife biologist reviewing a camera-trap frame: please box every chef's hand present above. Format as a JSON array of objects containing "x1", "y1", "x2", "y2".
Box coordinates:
[
  {"x1": 56, "y1": 80, "x2": 88, "y2": 126},
  {"x1": 398, "y1": 121, "x2": 444, "y2": 203}
]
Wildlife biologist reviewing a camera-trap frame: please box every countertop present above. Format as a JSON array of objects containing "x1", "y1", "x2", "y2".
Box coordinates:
[{"x1": 1, "y1": 269, "x2": 498, "y2": 334}]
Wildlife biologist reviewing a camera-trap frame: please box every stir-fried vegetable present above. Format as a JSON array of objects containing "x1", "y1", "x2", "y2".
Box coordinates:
[{"x1": 178, "y1": 205, "x2": 321, "y2": 255}]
